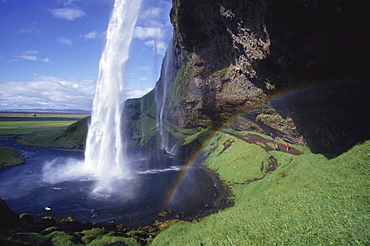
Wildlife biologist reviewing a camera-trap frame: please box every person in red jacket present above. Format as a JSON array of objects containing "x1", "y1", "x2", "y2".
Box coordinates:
[{"x1": 285, "y1": 142, "x2": 290, "y2": 151}]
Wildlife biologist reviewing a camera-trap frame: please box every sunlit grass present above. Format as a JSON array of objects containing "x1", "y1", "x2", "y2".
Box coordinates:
[
  {"x1": 0, "y1": 116, "x2": 87, "y2": 148},
  {"x1": 152, "y1": 132, "x2": 370, "y2": 245},
  {"x1": 0, "y1": 117, "x2": 84, "y2": 135},
  {"x1": 0, "y1": 144, "x2": 25, "y2": 170}
]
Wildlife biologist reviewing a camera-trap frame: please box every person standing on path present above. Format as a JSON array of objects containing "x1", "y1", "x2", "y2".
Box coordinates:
[
  {"x1": 275, "y1": 143, "x2": 280, "y2": 151},
  {"x1": 285, "y1": 142, "x2": 290, "y2": 151}
]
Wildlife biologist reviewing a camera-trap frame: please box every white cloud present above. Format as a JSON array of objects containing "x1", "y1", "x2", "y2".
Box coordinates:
[
  {"x1": 133, "y1": 2, "x2": 173, "y2": 56},
  {"x1": 134, "y1": 26, "x2": 164, "y2": 40},
  {"x1": 17, "y1": 22, "x2": 41, "y2": 35},
  {"x1": 63, "y1": 0, "x2": 81, "y2": 7},
  {"x1": 49, "y1": 8, "x2": 85, "y2": 20},
  {"x1": 84, "y1": 30, "x2": 98, "y2": 39},
  {"x1": 0, "y1": 75, "x2": 152, "y2": 110},
  {"x1": 42, "y1": 57, "x2": 52, "y2": 63},
  {"x1": 25, "y1": 50, "x2": 39, "y2": 55},
  {"x1": 57, "y1": 37, "x2": 73, "y2": 46},
  {"x1": 16, "y1": 55, "x2": 37, "y2": 61},
  {"x1": 140, "y1": 7, "x2": 162, "y2": 19},
  {"x1": 0, "y1": 76, "x2": 95, "y2": 111},
  {"x1": 15, "y1": 50, "x2": 38, "y2": 61},
  {"x1": 143, "y1": 40, "x2": 167, "y2": 55},
  {"x1": 123, "y1": 87, "x2": 153, "y2": 100},
  {"x1": 81, "y1": 30, "x2": 105, "y2": 40},
  {"x1": 12, "y1": 50, "x2": 52, "y2": 63}
]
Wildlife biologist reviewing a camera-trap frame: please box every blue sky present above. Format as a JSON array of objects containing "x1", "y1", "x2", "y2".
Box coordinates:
[{"x1": 0, "y1": 0, "x2": 173, "y2": 112}]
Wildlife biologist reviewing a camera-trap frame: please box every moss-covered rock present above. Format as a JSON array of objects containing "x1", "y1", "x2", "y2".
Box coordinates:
[
  {"x1": 19, "y1": 213, "x2": 34, "y2": 224},
  {"x1": 41, "y1": 226, "x2": 59, "y2": 235}
]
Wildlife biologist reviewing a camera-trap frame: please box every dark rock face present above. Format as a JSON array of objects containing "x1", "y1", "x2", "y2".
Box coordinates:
[
  {"x1": 160, "y1": 0, "x2": 370, "y2": 156},
  {"x1": 0, "y1": 198, "x2": 21, "y2": 229}
]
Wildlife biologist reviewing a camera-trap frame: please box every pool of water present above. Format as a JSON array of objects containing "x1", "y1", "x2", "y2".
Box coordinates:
[{"x1": 0, "y1": 139, "x2": 220, "y2": 227}]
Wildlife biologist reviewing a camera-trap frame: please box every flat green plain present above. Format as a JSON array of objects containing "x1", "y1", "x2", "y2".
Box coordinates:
[{"x1": 0, "y1": 114, "x2": 87, "y2": 135}]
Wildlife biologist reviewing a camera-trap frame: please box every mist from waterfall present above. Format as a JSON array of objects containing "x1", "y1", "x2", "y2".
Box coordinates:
[{"x1": 84, "y1": 0, "x2": 142, "y2": 194}]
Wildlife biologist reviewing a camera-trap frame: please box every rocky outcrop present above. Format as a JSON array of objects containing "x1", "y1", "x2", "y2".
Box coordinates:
[{"x1": 145, "y1": 0, "x2": 370, "y2": 157}]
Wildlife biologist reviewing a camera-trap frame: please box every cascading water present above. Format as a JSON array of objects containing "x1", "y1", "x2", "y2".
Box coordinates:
[
  {"x1": 154, "y1": 37, "x2": 177, "y2": 155},
  {"x1": 84, "y1": 0, "x2": 142, "y2": 194}
]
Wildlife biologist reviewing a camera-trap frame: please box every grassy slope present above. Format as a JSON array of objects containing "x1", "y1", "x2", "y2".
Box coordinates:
[
  {"x1": 152, "y1": 131, "x2": 369, "y2": 245},
  {"x1": 0, "y1": 144, "x2": 25, "y2": 170},
  {"x1": 0, "y1": 116, "x2": 88, "y2": 149}
]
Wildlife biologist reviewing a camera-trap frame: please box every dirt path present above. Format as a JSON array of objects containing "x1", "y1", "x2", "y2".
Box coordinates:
[{"x1": 221, "y1": 131, "x2": 303, "y2": 155}]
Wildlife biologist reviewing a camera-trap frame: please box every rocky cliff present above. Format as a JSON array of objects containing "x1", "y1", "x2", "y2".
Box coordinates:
[{"x1": 125, "y1": 0, "x2": 370, "y2": 157}]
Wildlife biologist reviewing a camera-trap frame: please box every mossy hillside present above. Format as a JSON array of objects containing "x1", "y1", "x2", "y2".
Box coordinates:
[
  {"x1": 124, "y1": 90, "x2": 157, "y2": 151},
  {"x1": 204, "y1": 133, "x2": 267, "y2": 183},
  {"x1": 52, "y1": 117, "x2": 89, "y2": 149},
  {"x1": 164, "y1": 58, "x2": 190, "y2": 121},
  {"x1": 0, "y1": 144, "x2": 25, "y2": 170},
  {"x1": 0, "y1": 115, "x2": 88, "y2": 150},
  {"x1": 151, "y1": 132, "x2": 370, "y2": 245},
  {"x1": 17, "y1": 117, "x2": 89, "y2": 149}
]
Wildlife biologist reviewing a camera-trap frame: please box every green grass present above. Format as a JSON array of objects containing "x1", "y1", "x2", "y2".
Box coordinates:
[
  {"x1": 0, "y1": 117, "x2": 84, "y2": 135},
  {"x1": 0, "y1": 116, "x2": 88, "y2": 149},
  {"x1": 0, "y1": 144, "x2": 25, "y2": 170},
  {"x1": 151, "y1": 132, "x2": 370, "y2": 245},
  {"x1": 0, "y1": 229, "x2": 140, "y2": 246}
]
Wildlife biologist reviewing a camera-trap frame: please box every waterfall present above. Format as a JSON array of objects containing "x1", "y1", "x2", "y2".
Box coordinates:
[
  {"x1": 155, "y1": 38, "x2": 177, "y2": 155},
  {"x1": 84, "y1": 0, "x2": 142, "y2": 193}
]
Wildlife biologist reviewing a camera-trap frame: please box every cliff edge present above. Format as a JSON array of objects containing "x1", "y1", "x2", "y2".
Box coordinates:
[{"x1": 137, "y1": 0, "x2": 370, "y2": 157}]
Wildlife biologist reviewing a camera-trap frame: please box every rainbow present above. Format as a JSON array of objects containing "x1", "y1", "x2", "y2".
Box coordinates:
[{"x1": 163, "y1": 81, "x2": 325, "y2": 207}]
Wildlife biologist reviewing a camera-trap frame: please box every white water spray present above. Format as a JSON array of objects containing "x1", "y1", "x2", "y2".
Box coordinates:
[{"x1": 84, "y1": 0, "x2": 142, "y2": 193}]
